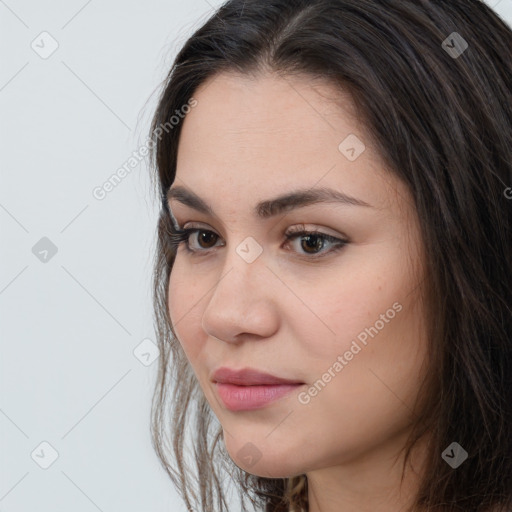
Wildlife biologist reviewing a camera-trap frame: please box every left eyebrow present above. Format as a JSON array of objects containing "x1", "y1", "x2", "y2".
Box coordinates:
[{"x1": 167, "y1": 185, "x2": 373, "y2": 220}]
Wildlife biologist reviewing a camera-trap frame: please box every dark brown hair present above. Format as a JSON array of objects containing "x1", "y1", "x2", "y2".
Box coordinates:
[{"x1": 147, "y1": 1, "x2": 512, "y2": 511}]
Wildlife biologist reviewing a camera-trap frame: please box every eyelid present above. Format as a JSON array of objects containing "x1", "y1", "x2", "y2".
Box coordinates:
[
  {"x1": 285, "y1": 223, "x2": 348, "y2": 240},
  {"x1": 181, "y1": 221, "x2": 347, "y2": 240}
]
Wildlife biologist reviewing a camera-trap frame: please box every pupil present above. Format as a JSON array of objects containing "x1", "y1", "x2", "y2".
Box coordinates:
[
  {"x1": 200, "y1": 231, "x2": 216, "y2": 247},
  {"x1": 302, "y1": 234, "x2": 323, "y2": 253}
]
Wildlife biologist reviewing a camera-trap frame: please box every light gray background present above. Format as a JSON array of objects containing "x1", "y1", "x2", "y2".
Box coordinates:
[{"x1": 1, "y1": 1, "x2": 511, "y2": 511}]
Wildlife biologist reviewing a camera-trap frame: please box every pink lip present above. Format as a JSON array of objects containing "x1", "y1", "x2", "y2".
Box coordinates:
[
  {"x1": 211, "y1": 366, "x2": 304, "y2": 386},
  {"x1": 215, "y1": 383, "x2": 303, "y2": 411},
  {"x1": 211, "y1": 367, "x2": 305, "y2": 411}
]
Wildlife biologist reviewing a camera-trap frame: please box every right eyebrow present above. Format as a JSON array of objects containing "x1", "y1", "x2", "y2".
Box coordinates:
[{"x1": 167, "y1": 185, "x2": 372, "y2": 220}]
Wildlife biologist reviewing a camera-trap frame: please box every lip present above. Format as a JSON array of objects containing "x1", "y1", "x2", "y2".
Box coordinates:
[
  {"x1": 211, "y1": 366, "x2": 304, "y2": 386},
  {"x1": 211, "y1": 367, "x2": 305, "y2": 411}
]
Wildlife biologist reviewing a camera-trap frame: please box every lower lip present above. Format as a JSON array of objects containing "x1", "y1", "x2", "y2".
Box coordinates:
[{"x1": 214, "y1": 383, "x2": 303, "y2": 411}]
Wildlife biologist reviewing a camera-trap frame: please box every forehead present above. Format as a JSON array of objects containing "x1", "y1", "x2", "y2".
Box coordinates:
[
  {"x1": 174, "y1": 71, "x2": 402, "y2": 213},
  {"x1": 178, "y1": 70, "x2": 363, "y2": 156}
]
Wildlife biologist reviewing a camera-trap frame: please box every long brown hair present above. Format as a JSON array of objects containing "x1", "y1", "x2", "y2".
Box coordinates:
[{"x1": 147, "y1": 1, "x2": 512, "y2": 511}]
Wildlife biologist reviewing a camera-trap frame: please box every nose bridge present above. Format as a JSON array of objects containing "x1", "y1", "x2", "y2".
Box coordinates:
[
  {"x1": 201, "y1": 236, "x2": 277, "y2": 341},
  {"x1": 214, "y1": 235, "x2": 267, "y2": 300}
]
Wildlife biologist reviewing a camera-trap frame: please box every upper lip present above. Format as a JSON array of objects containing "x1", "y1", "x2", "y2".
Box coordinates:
[{"x1": 211, "y1": 367, "x2": 304, "y2": 386}]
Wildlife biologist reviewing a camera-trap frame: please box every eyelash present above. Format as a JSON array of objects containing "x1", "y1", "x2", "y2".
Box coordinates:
[{"x1": 167, "y1": 225, "x2": 348, "y2": 259}]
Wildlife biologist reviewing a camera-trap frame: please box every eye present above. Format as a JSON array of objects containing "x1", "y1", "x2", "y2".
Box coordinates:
[
  {"x1": 167, "y1": 224, "x2": 348, "y2": 259},
  {"x1": 168, "y1": 226, "x2": 223, "y2": 253},
  {"x1": 283, "y1": 225, "x2": 348, "y2": 259}
]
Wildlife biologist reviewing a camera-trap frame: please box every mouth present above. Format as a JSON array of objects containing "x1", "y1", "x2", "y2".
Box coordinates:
[
  {"x1": 211, "y1": 366, "x2": 305, "y2": 386},
  {"x1": 211, "y1": 366, "x2": 305, "y2": 411}
]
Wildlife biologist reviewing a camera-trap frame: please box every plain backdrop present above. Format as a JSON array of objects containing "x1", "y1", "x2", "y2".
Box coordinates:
[{"x1": 1, "y1": 1, "x2": 511, "y2": 511}]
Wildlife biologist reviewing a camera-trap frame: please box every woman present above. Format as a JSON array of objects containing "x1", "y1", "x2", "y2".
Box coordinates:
[{"x1": 147, "y1": 1, "x2": 512, "y2": 511}]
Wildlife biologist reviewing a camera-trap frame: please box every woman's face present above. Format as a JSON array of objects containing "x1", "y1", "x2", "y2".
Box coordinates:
[{"x1": 167, "y1": 71, "x2": 428, "y2": 479}]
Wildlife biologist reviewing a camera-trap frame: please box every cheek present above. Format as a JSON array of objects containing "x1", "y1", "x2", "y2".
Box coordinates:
[
  {"x1": 288, "y1": 264, "x2": 395, "y2": 359},
  {"x1": 290, "y1": 285, "x2": 427, "y2": 456},
  {"x1": 168, "y1": 265, "x2": 206, "y2": 362},
  {"x1": 294, "y1": 246, "x2": 427, "y2": 384},
  {"x1": 315, "y1": 277, "x2": 427, "y2": 415},
  {"x1": 167, "y1": 266, "x2": 182, "y2": 332}
]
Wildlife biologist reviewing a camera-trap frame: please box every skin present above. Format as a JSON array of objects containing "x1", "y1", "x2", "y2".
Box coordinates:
[{"x1": 167, "y1": 70, "x2": 431, "y2": 512}]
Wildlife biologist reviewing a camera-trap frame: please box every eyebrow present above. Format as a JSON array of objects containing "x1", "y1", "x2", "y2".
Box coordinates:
[{"x1": 166, "y1": 185, "x2": 372, "y2": 219}]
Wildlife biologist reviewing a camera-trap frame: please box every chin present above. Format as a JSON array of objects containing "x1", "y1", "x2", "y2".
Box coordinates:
[{"x1": 224, "y1": 437, "x2": 308, "y2": 479}]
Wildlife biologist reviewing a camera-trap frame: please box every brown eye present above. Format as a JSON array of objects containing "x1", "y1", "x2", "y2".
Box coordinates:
[
  {"x1": 194, "y1": 230, "x2": 219, "y2": 249},
  {"x1": 284, "y1": 228, "x2": 348, "y2": 259},
  {"x1": 300, "y1": 233, "x2": 326, "y2": 254},
  {"x1": 181, "y1": 228, "x2": 224, "y2": 253}
]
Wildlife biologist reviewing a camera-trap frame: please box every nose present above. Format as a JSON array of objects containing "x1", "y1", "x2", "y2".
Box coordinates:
[{"x1": 201, "y1": 248, "x2": 280, "y2": 344}]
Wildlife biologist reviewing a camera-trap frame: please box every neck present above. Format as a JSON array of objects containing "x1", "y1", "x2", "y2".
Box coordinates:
[{"x1": 305, "y1": 429, "x2": 428, "y2": 512}]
